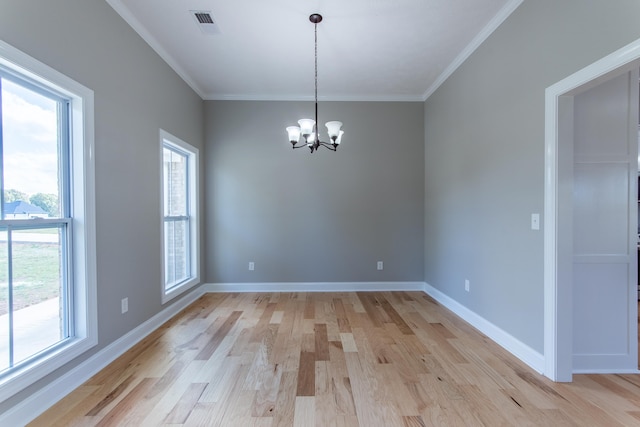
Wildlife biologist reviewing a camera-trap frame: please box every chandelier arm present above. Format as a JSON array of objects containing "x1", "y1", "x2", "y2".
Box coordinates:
[{"x1": 317, "y1": 141, "x2": 337, "y2": 151}]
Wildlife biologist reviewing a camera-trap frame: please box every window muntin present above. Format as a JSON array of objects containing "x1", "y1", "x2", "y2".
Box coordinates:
[{"x1": 160, "y1": 131, "x2": 199, "y2": 301}]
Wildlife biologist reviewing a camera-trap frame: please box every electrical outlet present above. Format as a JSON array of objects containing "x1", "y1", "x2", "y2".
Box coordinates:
[
  {"x1": 465, "y1": 280, "x2": 470, "y2": 292},
  {"x1": 248, "y1": 262, "x2": 255, "y2": 271},
  {"x1": 121, "y1": 297, "x2": 128, "y2": 314},
  {"x1": 377, "y1": 261, "x2": 383, "y2": 270}
]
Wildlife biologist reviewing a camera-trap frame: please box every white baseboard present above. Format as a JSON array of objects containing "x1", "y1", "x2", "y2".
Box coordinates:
[
  {"x1": 0, "y1": 286, "x2": 207, "y2": 427},
  {"x1": 1, "y1": 281, "x2": 421, "y2": 425},
  {"x1": 208, "y1": 281, "x2": 545, "y2": 375},
  {"x1": 3, "y1": 280, "x2": 546, "y2": 426},
  {"x1": 423, "y1": 282, "x2": 545, "y2": 374},
  {"x1": 573, "y1": 368, "x2": 640, "y2": 374},
  {"x1": 203, "y1": 281, "x2": 426, "y2": 293}
]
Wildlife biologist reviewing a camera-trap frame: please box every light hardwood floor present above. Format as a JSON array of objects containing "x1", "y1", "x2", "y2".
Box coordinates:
[{"x1": 30, "y1": 292, "x2": 640, "y2": 426}]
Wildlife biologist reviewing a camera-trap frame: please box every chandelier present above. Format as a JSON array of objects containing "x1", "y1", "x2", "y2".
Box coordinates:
[{"x1": 286, "y1": 13, "x2": 344, "y2": 153}]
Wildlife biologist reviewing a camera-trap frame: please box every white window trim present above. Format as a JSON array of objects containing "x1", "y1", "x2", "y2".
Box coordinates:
[
  {"x1": 0, "y1": 41, "x2": 97, "y2": 403},
  {"x1": 160, "y1": 129, "x2": 200, "y2": 304}
]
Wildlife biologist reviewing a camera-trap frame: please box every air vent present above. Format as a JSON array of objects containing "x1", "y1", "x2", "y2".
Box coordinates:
[
  {"x1": 194, "y1": 12, "x2": 213, "y2": 24},
  {"x1": 190, "y1": 10, "x2": 220, "y2": 35}
]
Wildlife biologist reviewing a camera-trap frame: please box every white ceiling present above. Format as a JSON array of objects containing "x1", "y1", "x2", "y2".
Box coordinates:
[{"x1": 106, "y1": 0, "x2": 522, "y2": 101}]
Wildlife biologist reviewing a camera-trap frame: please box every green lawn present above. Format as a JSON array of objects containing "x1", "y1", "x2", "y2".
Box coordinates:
[
  {"x1": 0, "y1": 242, "x2": 61, "y2": 316},
  {"x1": 14, "y1": 228, "x2": 58, "y2": 235}
]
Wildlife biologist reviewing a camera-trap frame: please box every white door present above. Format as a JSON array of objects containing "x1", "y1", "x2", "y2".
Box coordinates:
[{"x1": 572, "y1": 70, "x2": 639, "y2": 372}]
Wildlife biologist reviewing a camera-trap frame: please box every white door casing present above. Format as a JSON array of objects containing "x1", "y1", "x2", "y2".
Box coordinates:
[{"x1": 545, "y1": 39, "x2": 640, "y2": 381}]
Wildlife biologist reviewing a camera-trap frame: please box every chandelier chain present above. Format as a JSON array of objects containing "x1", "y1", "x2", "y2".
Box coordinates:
[{"x1": 314, "y1": 21, "x2": 319, "y2": 141}]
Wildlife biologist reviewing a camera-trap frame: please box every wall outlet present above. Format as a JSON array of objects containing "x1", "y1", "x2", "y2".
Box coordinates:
[
  {"x1": 377, "y1": 261, "x2": 383, "y2": 270},
  {"x1": 248, "y1": 262, "x2": 255, "y2": 271},
  {"x1": 121, "y1": 297, "x2": 128, "y2": 314},
  {"x1": 464, "y1": 280, "x2": 470, "y2": 292}
]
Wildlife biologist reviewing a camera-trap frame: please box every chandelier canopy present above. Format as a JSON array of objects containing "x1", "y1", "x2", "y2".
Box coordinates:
[{"x1": 285, "y1": 13, "x2": 344, "y2": 153}]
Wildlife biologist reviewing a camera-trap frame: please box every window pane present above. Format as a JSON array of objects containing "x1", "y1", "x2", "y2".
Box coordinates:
[
  {"x1": 10, "y1": 227, "x2": 64, "y2": 365},
  {"x1": 163, "y1": 147, "x2": 187, "y2": 217},
  {"x1": 161, "y1": 132, "x2": 198, "y2": 302},
  {"x1": 1, "y1": 78, "x2": 61, "y2": 218},
  {"x1": 164, "y1": 219, "x2": 189, "y2": 289}
]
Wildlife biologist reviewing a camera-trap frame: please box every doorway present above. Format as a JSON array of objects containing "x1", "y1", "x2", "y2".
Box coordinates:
[
  {"x1": 571, "y1": 70, "x2": 638, "y2": 373},
  {"x1": 544, "y1": 39, "x2": 640, "y2": 382}
]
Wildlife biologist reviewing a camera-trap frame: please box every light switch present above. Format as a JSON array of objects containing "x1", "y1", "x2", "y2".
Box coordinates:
[{"x1": 531, "y1": 213, "x2": 540, "y2": 230}]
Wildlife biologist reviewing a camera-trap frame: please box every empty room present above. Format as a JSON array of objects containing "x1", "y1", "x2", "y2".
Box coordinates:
[{"x1": 1, "y1": 0, "x2": 640, "y2": 425}]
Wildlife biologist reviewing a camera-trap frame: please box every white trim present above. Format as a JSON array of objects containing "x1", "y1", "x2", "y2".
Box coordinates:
[
  {"x1": 573, "y1": 368, "x2": 640, "y2": 375},
  {"x1": 104, "y1": 0, "x2": 206, "y2": 98},
  {"x1": 159, "y1": 129, "x2": 200, "y2": 304},
  {"x1": 0, "y1": 40, "x2": 98, "y2": 403},
  {"x1": 422, "y1": 0, "x2": 523, "y2": 100},
  {"x1": 1, "y1": 281, "x2": 550, "y2": 424},
  {"x1": 544, "y1": 37, "x2": 640, "y2": 381},
  {"x1": 204, "y1": 93, "x2": 426, "y2": 102},
  {"x1": 544, "y1": 85, "x2": 561, "y2": 381},
  {"x1": 203, "y1": 281, "x2": 426, "y2": 293},
  {"x1": 107, "y1": 0, "x2": 521, "y2": 103},
  {"x1": 0, "y1": 287, "x2": 206, "y2": 427},
  {"x1": 1, "y1": 283, "x2": 416, "y2": 424},
  {"x1": 423, "y1": 282, "x2": 545, "y2": 374}
]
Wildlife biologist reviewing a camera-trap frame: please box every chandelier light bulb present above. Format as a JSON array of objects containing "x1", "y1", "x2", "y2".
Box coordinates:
[
  {"x1": 297, "y1": 119, "x2": 316, "y2": 138},
  {"x1": 286, "y1": 126, "x2": 301, "y2": 143},
  {"x1": 325, "y1": 121, "x2": 343, "y2": 141}
]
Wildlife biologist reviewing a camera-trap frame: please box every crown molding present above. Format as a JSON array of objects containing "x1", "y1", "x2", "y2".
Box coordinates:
[
  {"x1": 204, "y1": 93, "x2": 426, "y2": 102},
  {"x1": 105, "y1": 0, "x2": 207, "y2": 99},
  {"x1": 422, "y1": 0, "x2": 524, "y2": 101}
]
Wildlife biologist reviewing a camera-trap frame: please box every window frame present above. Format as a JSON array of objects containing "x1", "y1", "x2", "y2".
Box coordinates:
[
  {"x1": 160, "y1": 129, "x2": 199, "y2": 303},
  {"x1": 0, "y1": 41, "x2": 97, "y2": 403}
]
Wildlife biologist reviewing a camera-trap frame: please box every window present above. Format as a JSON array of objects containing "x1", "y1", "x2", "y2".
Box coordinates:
[
  {"x1": 160, "y1": 130, "x2": 199, "y2": 302},
  {"x1": 0, "y1": 41, "x2": 96, "y2": 402}
]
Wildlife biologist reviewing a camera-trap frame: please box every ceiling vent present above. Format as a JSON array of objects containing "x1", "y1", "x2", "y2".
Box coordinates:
[{"x1": 190, "y1": 10, "x2": 220, "y2": 35}]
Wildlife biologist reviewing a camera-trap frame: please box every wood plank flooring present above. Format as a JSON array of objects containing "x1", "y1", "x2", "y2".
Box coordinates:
[{"x1": 29, "y1": 292, "x2": 640, "y2": 426}]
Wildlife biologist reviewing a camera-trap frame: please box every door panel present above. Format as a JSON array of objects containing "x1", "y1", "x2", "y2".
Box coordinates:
[
  {"x1": 574, "y1": 263, "x2": 629, "y2": 354},
  {"x1": 574, "y1": 72, "x2": 633, "y2": 158},
  {"x1": 573, "y1": 162, "x2": 630, "y2": 255}
]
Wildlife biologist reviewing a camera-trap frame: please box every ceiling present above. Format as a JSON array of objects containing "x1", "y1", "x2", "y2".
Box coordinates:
[{"x1": 106, "y1": 0, "x2": 521, "y2": 101}]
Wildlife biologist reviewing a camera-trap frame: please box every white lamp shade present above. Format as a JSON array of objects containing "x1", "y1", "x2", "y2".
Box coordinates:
[
  {"x1": 335, "y1": 130, "x2": 344, "y2": 145},
  {"x1": 286, "y1": 126, "x2": 301, "y2": 142},
  {"x1": 298, "y1": 119, "x2": 315, "y2": 136},
  {"x1": 325, "y1": 121, "x2": 343, "y2": 140}
]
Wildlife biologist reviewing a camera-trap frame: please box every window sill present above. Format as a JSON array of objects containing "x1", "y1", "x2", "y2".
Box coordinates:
[
  {"x1": 0, "y1": 335, "x2": 97, "y2": 404},
  {"x1": 162, "y1": 276, "x2": 201, "y2": 304}
]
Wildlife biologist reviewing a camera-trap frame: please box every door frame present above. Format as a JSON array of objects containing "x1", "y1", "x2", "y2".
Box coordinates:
[{"x1": 544, "y1": 38, "x2": 640, "y2": 381}]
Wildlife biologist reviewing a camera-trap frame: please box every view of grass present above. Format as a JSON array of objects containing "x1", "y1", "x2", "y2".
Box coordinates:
[
  {"x1": 0, "y1": 242, "x2": 61, "y2": 316},
  {"x1": 15, "y1": 228, "x2": 58, "y2": 235}
]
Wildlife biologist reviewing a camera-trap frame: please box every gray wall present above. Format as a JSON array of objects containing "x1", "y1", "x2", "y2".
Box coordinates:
[
  {"x1": 205, "y1": 101, "x2": 424, "y2": 283},
  {"x1": 7, "y1": 0, "x2": 639, "y2": 417},
  {"x1": 0, "y1": 0, "x2": 204, "y2": 413},
  {"x1": 424, "y1": 0, "x2": 640, "y2": 353}
]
